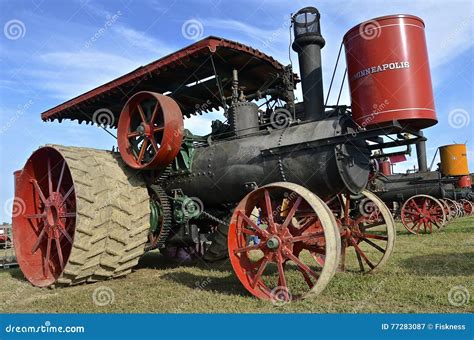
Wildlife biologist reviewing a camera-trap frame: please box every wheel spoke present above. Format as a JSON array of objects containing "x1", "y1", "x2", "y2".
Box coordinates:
[
  {"x1": 31, "y1": 227, "x2": 47, "y2": 254},
  {"x1": 297, "y1": 265, "x2": 314, "y2": 288},
  {"x1": 137, "y1": 104, "x2": 147, "y2": 123},
  {"x1": 60, "y1": 185, "x2": 75, "y2": 207},
  {"x1": 276, "y1": 253, "x2": 288, "y2": 289},
  {"x1": 233, "y1": 243, "x2": 261, "y2": 255},
  {"x1": 350, "y1": 237, "x2": 375, "y2": 269},
  {"x1": 32, "y1": 180, "x2": 48, "y2": 205},
  {"x1": 47, "y1": 158, "x2": 53, "y2": 196},
  {"x1": 60, "y1": 212, "x2": 76, "y2": 219},
  {"x1": 251, "y1": 257, "x2": 269, "y2": 289},
  {"x1": 284, "y1": 250, "x2": 319, "y2": 279},
  {"x1": 263, "y1": 190, "x2": 276, "y2": 233},
  {"x1": 58, "y1": 227, "x2": 73, "y2": 244},
  {"x1": 25, "y1": 213, "x2": 46, "y2": 219},
  {"x1": 150, "y1": 101, "x2": 159, "y2": 124},
  {"x1": 361, "y1": 233, "x2": 388, "y2": 241},
  {"x1": 43, "y1": 234, "x2": 52, "y2": 276},
  {"x1": 298, "y1": 216, "x2": 317, "y2": 234},
  {"x1": 286, "y1": 231, "x2": 325, "y2": 243},
  {"x1": 127, "y1": 131, "x2": 140, "y2": 138},
  {"x1": 54, "y1": 231, "x2": 64, "y2": 269},
  {"x1": 56, "y1": 160, "x2": 66, "y2": 193},
  {"x1": 343, "y1": 194, "x2": 350, "y2": 221},
  {"x1": 355, "y1": 247, "x2": 365, "y2": 272},
  {"x1": 137, "y1": 138, "x2": 149, "y2": 163},
  {"x1": 150, "y1": 136, "x2": 160, "y2": 154},
  {"x1": 281, "y1": 196, "x2": 302, "y2": 230},
  {"x1": 339, "y1": 240, "x2": 347, "y2": 271},
  {"x1": 237, "y1": 210, "x2": 268, "y2": 238},
  {"x1": 153, "y1": 126, "x2": 164, "y2": 133},
  {"x1": 361, "y1": 237, "x2": 386, "y2": 253}
]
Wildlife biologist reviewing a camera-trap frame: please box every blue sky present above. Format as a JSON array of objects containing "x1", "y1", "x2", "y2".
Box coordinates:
[{"x1": 1, "y1": 0, "x2": 473, "y2": 222}]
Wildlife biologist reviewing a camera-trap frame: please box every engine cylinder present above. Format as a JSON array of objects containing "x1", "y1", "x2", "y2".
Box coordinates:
[
  {"x1": 343, "y1": 14, "x2": 437, "y2": 129},
  {"x1": 439, "y1": 144, "x2": 469, "y2": 176}
]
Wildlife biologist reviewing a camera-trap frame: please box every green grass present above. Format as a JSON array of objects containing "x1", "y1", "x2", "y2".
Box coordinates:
[{"x1": 0, "y1": 217, "x2": 472, "y2": 313}]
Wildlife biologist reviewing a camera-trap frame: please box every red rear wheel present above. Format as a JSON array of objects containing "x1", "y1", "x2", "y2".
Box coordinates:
[
  {"x1": 401, "y1": 195, "x2": 446, "y2": 235},
  {"x1": 13, "y1": 147, "x2": 76, "y2": 287},
  {"x1": 228, "y1": 183, "x2": 340, "y2": 302}
]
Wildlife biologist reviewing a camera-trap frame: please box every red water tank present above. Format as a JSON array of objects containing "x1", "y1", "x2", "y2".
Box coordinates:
[
  {"x1": 343, "y1": 15, "x2": 437, "y2": 129},
  {"x1": 457, "y1": 175, "x2": 472, "y2": 188}
]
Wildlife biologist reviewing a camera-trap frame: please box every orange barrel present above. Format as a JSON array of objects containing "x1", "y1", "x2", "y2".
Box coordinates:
[
  {"x1": 378, "y1": 160, "x2": 392, "y2": 176},
  {"x1": 439, "y1": 144, "x2": 469, "y2": 176},
  {"x1": 457, "y1": 175, "x2": 472, "y2": 188},
  {"x1": 343, "y1": 15, "x2": 437, "y2": 129}
]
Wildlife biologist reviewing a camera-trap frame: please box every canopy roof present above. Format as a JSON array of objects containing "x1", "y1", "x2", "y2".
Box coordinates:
[{"x1": 41, "y1": 36, "x2": 294, "y2": 127}]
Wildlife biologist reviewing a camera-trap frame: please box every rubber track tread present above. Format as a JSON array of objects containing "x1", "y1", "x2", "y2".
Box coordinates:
[{"x1": 46, "y1": 145, "x2": 150, "y2": 287}]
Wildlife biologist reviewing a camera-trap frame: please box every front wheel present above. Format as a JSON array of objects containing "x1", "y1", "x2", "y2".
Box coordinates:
[{"x1": 228, "y1": 182, "x2": 340, "y2": 302}]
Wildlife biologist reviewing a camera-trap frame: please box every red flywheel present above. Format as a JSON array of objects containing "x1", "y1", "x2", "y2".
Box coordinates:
[{"x1": 118, "y1": 91, "x2": 184, "y2": 170}]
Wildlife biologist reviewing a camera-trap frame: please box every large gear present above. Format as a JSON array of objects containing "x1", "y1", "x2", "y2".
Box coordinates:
[{"x1": 146, "y1": 184, "x2": 173, "y2": 251}]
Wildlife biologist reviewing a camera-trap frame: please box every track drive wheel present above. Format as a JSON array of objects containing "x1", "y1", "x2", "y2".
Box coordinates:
[
  {"x1": 401, "y1": 195, "x2": 446, "y2": 235},
  {"x1": 13, "y1": 145, "x2": 150, "y2": 287},
  {"x1": 228, "y1": 182, "x2": 340, "y2": 302}
]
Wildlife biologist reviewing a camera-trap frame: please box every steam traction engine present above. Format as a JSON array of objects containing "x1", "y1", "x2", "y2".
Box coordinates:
[
  {"x1": 369, "y1": 143, "x2": 473, "y2": 235},
  {"x1": 12, "y1": 7, "x2": 439, "y2": 301}
]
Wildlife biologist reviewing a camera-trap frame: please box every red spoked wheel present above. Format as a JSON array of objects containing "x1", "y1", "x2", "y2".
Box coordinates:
[
  {"x1": 13, "y1": 147, "x2": 76, "y2": 287},
  {"x1": 117, "y1": 91, "x2": 184, "y2": 170},
  {"x1": 401, "y1": 195, "x2": 446, "y2": 235},
  {"x1": 228, "y1": 182, "x2": 340, "y2": 302},
  {"x1": 439, "y1": 199, "x2": 454, "y2": 222},
  {"x1": 459, "y1": 199, "x2": 473, "y2": 216},
  {"x1": 337, "y1": 190, "x2": 396, "y2": 273}
]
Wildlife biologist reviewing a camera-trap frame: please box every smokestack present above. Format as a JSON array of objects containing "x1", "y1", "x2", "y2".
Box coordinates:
[
  {"x1": 416, "y1": 131, "x2": 428, "y2": 172},
  {"x1": 292, "y1": 7, "x2": 325, "y2": 121}
]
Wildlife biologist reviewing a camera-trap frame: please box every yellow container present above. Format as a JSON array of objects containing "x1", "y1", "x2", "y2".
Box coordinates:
[{"x1": 439, "y1": 144, "x2": 469, "y2": 176}]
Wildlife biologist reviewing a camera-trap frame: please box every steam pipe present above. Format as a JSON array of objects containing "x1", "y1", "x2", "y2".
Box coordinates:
[
  {"x1": 416, "y1": 131, "x2": 428, "y2": 172},
  {"x1": 292, "y1": 7, "x2": 325, "y2": 121}
]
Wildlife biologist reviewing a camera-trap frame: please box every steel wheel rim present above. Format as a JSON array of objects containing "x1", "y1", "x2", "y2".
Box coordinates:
[
  {"x1": 401, "y1": 195, "x2": 446, "y2": 235},
  {"x1": 439, "y1": 199, "x2": 453, "y2": 223},
  {"x1": 13, "y1": 147, "x2": 76, "y2": 287},
  {"x1": 228, "y1": 182, "x2": 340, "y2": 302},
  {"x1": 338, "y1": 190, "x2": 396, "y2": 273}
]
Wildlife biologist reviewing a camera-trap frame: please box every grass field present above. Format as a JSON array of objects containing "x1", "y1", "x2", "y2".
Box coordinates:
[{"x1": 0, "y1": 217, "x2": 472, "y2": 313}]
